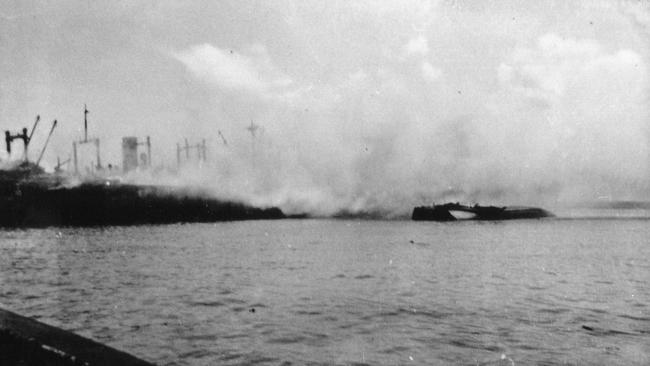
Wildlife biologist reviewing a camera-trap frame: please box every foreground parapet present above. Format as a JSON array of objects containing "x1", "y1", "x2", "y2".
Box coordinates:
[
  {"x1": 0, "y1": 308, "x2": 155, "y2": 366},
  {"x1": 412, "y1": 202, "x2": 554, "y2": 221}
]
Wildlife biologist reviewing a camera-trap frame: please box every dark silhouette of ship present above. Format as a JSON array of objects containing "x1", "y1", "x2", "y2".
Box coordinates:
[
  {"x1": 412, "y1": 202, "x2": 554, "y2": 221},
  {"x1": 0, "y1": 161, "x2": 284, "y2": 227},
  {"x1": 0, "y1": 111, "x2": 284, "y2": 227}
]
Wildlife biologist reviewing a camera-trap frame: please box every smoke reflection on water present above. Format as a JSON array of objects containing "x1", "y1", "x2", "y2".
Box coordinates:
[{"x1": 0, "y1": 219, "x2": 649, "y2": 365}]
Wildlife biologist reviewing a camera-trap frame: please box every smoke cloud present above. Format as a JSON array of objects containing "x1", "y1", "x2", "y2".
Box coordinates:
[
  {"x1": 3, "y1": 0, "x2": 648, "y2": 217},
  {"x1": 162, "y1": 2, "x2": 649, "y2": 216},
  {"x1": 171, "y1": 45, "x2": 647, "y2": 215}
]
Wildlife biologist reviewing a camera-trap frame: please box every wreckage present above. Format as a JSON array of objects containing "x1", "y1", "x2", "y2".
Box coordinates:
[{"x1": 412, "y1": 202, "x2": 554, "y2": 221}]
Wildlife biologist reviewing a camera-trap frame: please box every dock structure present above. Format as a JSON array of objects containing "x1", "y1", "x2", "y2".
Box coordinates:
[{"x1": 0, "y1": 307, "x2": 155, "y2": 366}]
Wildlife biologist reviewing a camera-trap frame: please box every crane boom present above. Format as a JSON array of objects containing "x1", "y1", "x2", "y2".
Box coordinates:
[
  {"x1": 36, "y1": 120, "x2": 57, "y2": 166},
  {"x1": 27, "y1": 115, "x2": 40, "y2": 142},
  {"x1": 218, "y1": 130, "x2": 228, "y2": 146}
]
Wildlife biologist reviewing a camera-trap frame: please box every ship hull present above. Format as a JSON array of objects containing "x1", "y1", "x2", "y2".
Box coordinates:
[
  {"x1": 0, "y1": 180, "x2": 284, "y2": 227},
  {"x1": 412, "y1": 203, "x2": 553, "y2": 221}
]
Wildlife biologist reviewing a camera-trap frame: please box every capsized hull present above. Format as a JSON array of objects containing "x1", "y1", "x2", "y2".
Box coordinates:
[{"x1": 412, "y1": 203, "x2": 554, "y2": 221}]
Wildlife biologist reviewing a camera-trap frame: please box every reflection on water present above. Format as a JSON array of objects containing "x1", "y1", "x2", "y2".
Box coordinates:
[{"x1": 1, "y1": 218, "x2": 649, "y2": 365}]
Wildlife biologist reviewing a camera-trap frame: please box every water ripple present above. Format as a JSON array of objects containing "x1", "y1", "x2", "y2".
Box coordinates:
[{"x1": 1, "y1": 220, "x2": 649, "y2": 366}]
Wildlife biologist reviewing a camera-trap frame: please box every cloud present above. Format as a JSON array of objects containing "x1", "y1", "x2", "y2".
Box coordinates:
[
  {"x1": 498, "y1": 33, "x2": 644, "y2": 103},
  {"x1": 403, "y1": 35, "x2": 429, "y2": 57},
  {"x1": 166, "y1": 9, "x2": 649, "y2": 216},
  {"x1": 421, "y1": 61, "x2": 442, "y2": 81},
  {"x1": 489, "y1": 33, "x2": 648, "y2": 197},
  {"x1": 175, "y1": 31, "x2": 648, "y2": 214},
  {"x1": 621, "y1": 1, "x2": 650, "y2": 28},
  {"x1": 174, "y1": 43, "x2": 292, "y2": 97}
]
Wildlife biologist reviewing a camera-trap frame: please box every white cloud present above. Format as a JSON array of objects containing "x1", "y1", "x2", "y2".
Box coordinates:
[
  {"x1": 421, "y1": 61, "x2": 442, "y2": 81},
  {"x1": 498, "y1": 34, "x2": 644, "y2": 102},
  {"x1": 621, "y1": 1, "x2": 650, "y2": 28},
  {"x1": 174, "y1": 43, "x2": 292, "y2": 96},
  {"x1": 490, "y1": 32, "x2": 649, "y2": 191},
  {"x1": 403, "y1": 35, "x2": 429, "y2": 57},
  {"x1": 348, "y1": 69, "x2": 368, "y2": 83}
]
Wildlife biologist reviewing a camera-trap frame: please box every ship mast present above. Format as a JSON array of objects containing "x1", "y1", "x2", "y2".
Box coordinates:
[
  {"x1": 246, "y1": 119, "x2": 259, "y2": 166},
  {"x1": 73, "y1": 104, "x2": 102, "y2": 174},
  {"x1": 5, "y1": 114, "x2": 40, "y2": 163},
  {"x1": 176, "y1": 138, "x2": 207, "y2": 168}
]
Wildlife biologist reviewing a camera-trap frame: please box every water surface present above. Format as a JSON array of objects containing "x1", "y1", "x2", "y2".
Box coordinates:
[{"x1": 1, "y1": 218, "x2": 649, "y2": 365}]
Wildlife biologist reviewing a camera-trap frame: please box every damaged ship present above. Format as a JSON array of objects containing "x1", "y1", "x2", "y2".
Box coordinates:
[
  {"x1": 0, "y1": 112, "x2": 284, "y2": 227},
  {"x1": 0, "y1": 168, "x2": 284, "y2": 227},
  {"x1": 412, "y1": 202, "x2": 554, "y2": 221}
]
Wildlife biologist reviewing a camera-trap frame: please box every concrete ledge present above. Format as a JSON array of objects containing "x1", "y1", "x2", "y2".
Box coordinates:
[{"x1": 0, "y1": 308, "x2": 155, "y2": 366}]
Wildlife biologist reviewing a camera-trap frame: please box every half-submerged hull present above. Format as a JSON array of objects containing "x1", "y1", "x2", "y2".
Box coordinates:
[{"x1": 412, "y1": 203, "x2": 553, "y2": 221}]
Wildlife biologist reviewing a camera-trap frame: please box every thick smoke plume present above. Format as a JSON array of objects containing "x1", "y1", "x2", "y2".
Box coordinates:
[
  {"x1": 164, "y1": 2, "x2": 650, "y2": 217},
  {"x1": 5, "y1": 1, "x2": 646, "y2": 218}
]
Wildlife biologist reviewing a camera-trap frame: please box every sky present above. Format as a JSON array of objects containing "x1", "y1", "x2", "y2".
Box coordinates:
[{"x1": 1, "y1": 0, "x2": 649, "y2": 215}]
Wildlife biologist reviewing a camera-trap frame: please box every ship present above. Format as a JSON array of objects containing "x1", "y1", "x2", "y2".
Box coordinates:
[
  {"x1": 0, "y1": 161, "x2": 284, "y2": 227},
  {"x1": 0, "y1": 112, "x2": 284, "y2": 227},
  {"x1": 412, "y1": 202, "x2": 554, "y2": 221}
]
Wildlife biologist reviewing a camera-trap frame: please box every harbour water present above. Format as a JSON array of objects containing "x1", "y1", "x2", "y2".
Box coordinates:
[{"x1": 1, "y1": 217, "x2": 649, "y2": 365}]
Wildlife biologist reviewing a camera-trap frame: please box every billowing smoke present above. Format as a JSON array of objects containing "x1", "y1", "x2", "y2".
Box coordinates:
[
  {"x1": 162, "y1": 2, "x2": 650, "y2": 216},
  {"x1": 2, "y1": 1, "x2": 648, "y2": 217}
]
